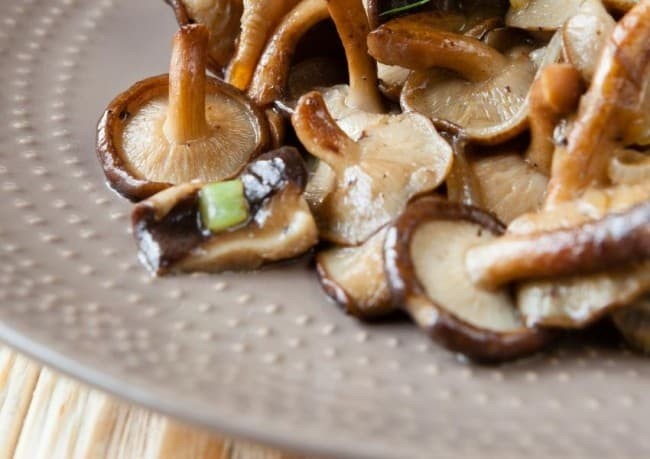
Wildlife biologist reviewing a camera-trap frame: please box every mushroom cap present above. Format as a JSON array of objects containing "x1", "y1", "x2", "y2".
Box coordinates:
[
  {"x1": 562, "y1": 0, "x2": 616, "y2": 83},
  {"x1": 165, "y1": 0, "x2": 243, "y2": 75},
  {"x1": 401, "y1": 56, "x2": 536, "y2": 144},
  {"x1": 316, "y1": 227, "x2": 395, "y2": 320},
  {"x1": 384, "y1": 197, "x2": 552, "y2": 362},
  {"x1": 97, "y1": 74, "x2": 271, "y2": 201},
  {"x1": 293, "y1": 91, "x2": 453, "y2": 245},
  {"x1": 132, "y1": 147, "x2": 317, "y2": 274},
  {"x1": 506, "y1": 0, "x2": 582, "y2": 32},
  {"x1": 471, "y1": 152, "x2": 548, "y2": 224},
  {"x1": 518, "y1": 261, "x2": 650, "y2": 328}
]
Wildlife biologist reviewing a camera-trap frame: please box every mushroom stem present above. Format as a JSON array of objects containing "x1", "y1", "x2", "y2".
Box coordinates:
[
  {"x1": 525, "y1": 63, "x2": 583, "y2": 174},
  {"x1": 227, "y1": 0, "x2": 301, "y2": 91},
  {"x1": 248, "y1": 0, "x2": 330, "y2": 107},
  {"x1": 164, "y1": 24, "x2": 210, "y2": 145},
  {"x1": 326, "y1": 0, "x2": 383, "y2": 112},
  {"x1": 545, "y1": 1, "x2": 650, "y2": 205},
  {"x1": 367, "y1": 19, "x2": 507, "y2": 82},
  {"x1": 292, "y1": 91, "x2": 358, "y2": 170}
]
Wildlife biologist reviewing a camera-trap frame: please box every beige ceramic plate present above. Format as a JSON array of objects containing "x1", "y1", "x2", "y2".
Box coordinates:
[{"x1": 0, "y1": 1, "x2": 649, "y2": 458}]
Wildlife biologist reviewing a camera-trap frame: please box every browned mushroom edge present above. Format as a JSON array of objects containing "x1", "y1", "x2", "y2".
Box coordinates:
[
  {"x1": 466, "y1": 201, "x2": 650, "y2": 289},
  {"x1": 96, "y1": 74, "x2": 270, "y2": 202},
  {"x1": 132, "y1": 147, "x2": 311, "y2": 274},
  {"x1": 384, "y1": 197, "x2": 554, "y2": 363}
]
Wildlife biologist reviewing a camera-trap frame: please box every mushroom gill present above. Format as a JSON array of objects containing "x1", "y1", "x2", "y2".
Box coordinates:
[{"x1": 96, "y1": 24, "x2": 270, "y2": 201}]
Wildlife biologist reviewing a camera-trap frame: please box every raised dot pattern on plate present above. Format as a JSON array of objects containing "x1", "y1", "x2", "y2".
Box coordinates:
[{"x1": 0, "y1": 1, "x2": 649, "y2": 458}]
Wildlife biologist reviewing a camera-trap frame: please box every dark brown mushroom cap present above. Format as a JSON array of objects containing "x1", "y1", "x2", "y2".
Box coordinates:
[
  {"x1": 384, "y1": 197, "x2": 552, "y2": 363},
  {"x1": 132, "y1": 147, "x2": 314, "y2": 274}
]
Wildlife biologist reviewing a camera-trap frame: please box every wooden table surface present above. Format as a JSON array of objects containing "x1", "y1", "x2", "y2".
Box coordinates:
[{"x1": 0, "y1": 347, "x2": 299, "y2": 459}]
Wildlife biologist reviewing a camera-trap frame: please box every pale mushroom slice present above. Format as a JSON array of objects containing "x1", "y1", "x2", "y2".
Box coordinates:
[
  {"x1": 612, "y1": 296, "x2": 650, "y2": 354},
  {"x1": 316, "y1": 227, "x2": 395, "y2": 320},
  {"x1": 609, "y1": 149, "x2": 650, "y2": 186},
  {"x1": 562, "y1": 0, "x2": 616, "y2": 83},
  {"x1": 226, "y1": 0, "x2": 301, "y2": 90},
  {"x1": 384, "y1": 197, "x2": 552, "y2": 362},
  {"x1": 368, "y1": 18, "x2": 538, "y2": 144},
  {"x1": 132, "y1": 147, "x2": 318, "y2": 274},
  {"x1": 506, "y1": 0, "x2": 582, "y2": 33},
  {"x1": 165, "y1": 0, "x2": 243, "y2": 76},
  {"x1": 97, "y1": 24, "x2": 270, "y2": 201},
  {"x1": 293, "y1": 91, "x2": 453, "y2": 245},
  {"x1": 518, "y1": 261, "x2": 650, "y2": 328},
  {"x1": 466, "y1": 200, "x2": 650, "y2": 289},
  {"x1": 470, "y1": 152, "x2": 549, "y2": 224},
  {"x1": 546, "y1": 1, "x2": 650, "y2": 205}
]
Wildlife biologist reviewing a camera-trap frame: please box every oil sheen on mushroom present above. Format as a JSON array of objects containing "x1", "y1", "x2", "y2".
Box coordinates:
[{"x1": 132, "y1": 147, "x2": 318, "y2": 274}]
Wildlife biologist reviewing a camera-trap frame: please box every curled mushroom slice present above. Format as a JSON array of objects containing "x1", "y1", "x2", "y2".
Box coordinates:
[
  {"x1": 132, "y1": 147, "x2": 318, "y2": 274},
  {"x1": 518, "y1": 261, "x2": 650, "y2": 328},
  {"x1": 226, "y1": 0, "x2": 301, "y2": 90},
  {"x1": 546, "y1": 2, "x2": 650, "y2": 205},
  {"x1": 293, "y1": 91, "x2": 452, "y2": 245},
  {"x1": 384, "y1": 197, "x2": 552, "y2": 362},
  {"x1": 368, "y1": 18, "x2": 537, "y2": 144},
  {"x1": 165, "y1": 0, "x2": 243, "y2": 76},
  {"x1": 612, "y1": 296, "x2": 650, "y2": 354},
  {"x1": 247, "y1": 0, "x2": 330, "y2": 107},
  {"x1": 562, "y1": 0, "x2": 616, "y2": 83},
  {"x1": 506, "y1": 0, "x2": 582, "y2": 33},
  {"x1": 466, "y1": 200, "x2": 650, "y2": 289},
  {"x1": 97, "y1": 24, "x2": 270, "y2": 201},
  {"x1": 317, "y1": 227, "x2": 395, "y2": 320}
]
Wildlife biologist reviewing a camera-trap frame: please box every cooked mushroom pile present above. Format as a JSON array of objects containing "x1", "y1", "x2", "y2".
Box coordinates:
[{"x1": 94, "y1": 0, "x2": 650, "y2": 363}]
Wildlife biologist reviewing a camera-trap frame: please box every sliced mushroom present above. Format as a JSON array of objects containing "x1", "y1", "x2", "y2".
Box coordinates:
[
  {"x1": 609, "y1": 149, "x2": 650, "y2": 186},
  {"x1": 525, "y1": 63, "x2": 583, "y2": 174},
  {"x1": 226, "y1": 0, "x2": 301, "y2": 90},
  {"x1": 368, "y1": 17, "x2": 538, "y2": 144},
  {"x1": 612, "y1": 296, "x2": 650, "y2": 354},
  {"x1": 316, "y1": 227, "x2": 395, "y2": 320},
  {"x1": 97, "y1": 24, "x2": 270, "y2": 201},
  {"x1": 546, "y1": 2, "x2": 650, "y2": 205},
  {"x1": 518, "y1": 261, "x2": 650, "y2": 328},
  {"x1": 562, "y1": 0, "x2": 616, "y2": 83},
  {"x1": 470, "y1": 152, "x2": 549, "y2": 223},
  {"x1": 165, "y1": 0, "x2": 243, "y2": 76},
  {"x1": 132, "y1": 147, "x2": 318, "y2": 274},
  {"x1": 602, "y1": 0, "x2": 640, "y2": 15},
  {"x1": 293, "y1": 91, "x2": 452, "y2": 245},
  {"x1": 247, "y1": 0, "x2": 330, "y2": 107},
  {"x1": 466, "y1": 200, "x2": 650, "y2": 289},
  {"x1": 384, "y1": 197, "x2": 552, "y2": 362},
  {"x1": 506, "y1": 0, "x2": 582, "y2": 33}
]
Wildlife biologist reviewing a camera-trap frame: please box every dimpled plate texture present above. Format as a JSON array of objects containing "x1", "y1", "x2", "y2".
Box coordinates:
[{"x1": 0, "y1": 1, "x2": 649, "y2": 458}]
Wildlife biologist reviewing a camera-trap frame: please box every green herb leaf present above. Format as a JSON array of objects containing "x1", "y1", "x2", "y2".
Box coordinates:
[{"x1": 380, "y1": 0, "x2": 432, "y2": 16}]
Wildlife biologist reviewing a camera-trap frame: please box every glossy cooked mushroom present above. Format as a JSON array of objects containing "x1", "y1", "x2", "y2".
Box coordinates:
[
  {"x1": 506, "y1": 0, "x2": 582, "y2": 33},
  {"x1": 165, "y1": 0, "x2": 243, "y2": 76},
  {"x1": 368, "y1": 16, "x2": 538, "y2": 144},
  {"x1": 132, "y1": 147, "x2": 318, "y2": 274},
  {"x1": 384, "y1": 197, "x2": 552, "y2": 362},
  {"x1": 546, "y1": 1, "x2": 650, "y2": 205},
  {"x1": 97, "y1": 24, "x2": 271, "y2": 201},
  {"x1": 293, "y1": 91, "x2": 453, "y2": 245},
  {"x1": 226, "y1": 0, "x2": 301, "y2": 90},
  {"x1": 316, "y1": 226, "x2": 395, "y2": 320}
]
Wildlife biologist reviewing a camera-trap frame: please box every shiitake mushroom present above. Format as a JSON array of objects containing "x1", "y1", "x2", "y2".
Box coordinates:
[{"x1": 97, "y1": 24, "x2": 270, "y2": 201}]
